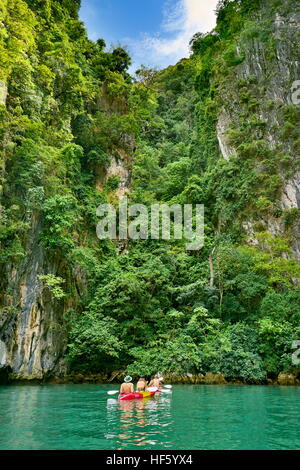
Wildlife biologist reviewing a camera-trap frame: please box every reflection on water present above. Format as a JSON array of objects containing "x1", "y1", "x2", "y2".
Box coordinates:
[{"x1": 106, "y1": 395, "x2": 172, "y2": 449}]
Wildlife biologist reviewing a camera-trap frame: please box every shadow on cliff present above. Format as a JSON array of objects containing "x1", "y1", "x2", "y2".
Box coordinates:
[{"x1": 0, "y1": 366, "x2": 12, "y2": 385}]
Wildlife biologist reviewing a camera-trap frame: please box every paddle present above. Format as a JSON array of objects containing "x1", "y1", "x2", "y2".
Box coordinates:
[
  {"x1": 156, "y1": 377, "x2": 172, "y2": 389},
  {"x1": 107, "y1": 387, "x2": 172, "y2": 395},
  {"x1": 147, "y1": 387, "x2": 172, "y2": 394},
  {"x1": 107, "y1": 384, "x2": 172, "y2": 395}
]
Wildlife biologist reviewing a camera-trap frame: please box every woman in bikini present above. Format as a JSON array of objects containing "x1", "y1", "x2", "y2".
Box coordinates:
[{"x1": 136, "y1": 375, "x2": 148, "y2": 392}]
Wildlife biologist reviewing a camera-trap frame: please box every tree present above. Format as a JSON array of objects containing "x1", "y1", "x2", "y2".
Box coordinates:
[
  {"x1": 67, "y1": 312, "x2": 122, "y2": 372},
  {"x1": 111, "y1": 47, "x2": 132, "y2": 74}
]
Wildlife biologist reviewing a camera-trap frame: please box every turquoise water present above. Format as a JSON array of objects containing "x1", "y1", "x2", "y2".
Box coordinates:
[{"x1": 0, "y1": 384, "x2": 299, "y2": 450}]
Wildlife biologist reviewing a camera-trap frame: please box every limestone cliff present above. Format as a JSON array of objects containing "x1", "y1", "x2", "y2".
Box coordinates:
[
  {"x1": 215, "y1": 0, "x2": 300, "y2": 257},
  {"x1": 0, "y1": 0, "x2": 134, "y2": 381}
]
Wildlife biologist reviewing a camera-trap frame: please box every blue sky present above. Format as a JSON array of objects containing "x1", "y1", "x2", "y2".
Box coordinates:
[{"x1": 79, "y1": 0, "x2": 219, "y2": 72}]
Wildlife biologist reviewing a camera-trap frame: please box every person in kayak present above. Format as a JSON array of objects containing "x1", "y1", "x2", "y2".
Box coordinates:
[
  {"x1": 148, "y1": 374, "x2": 163, "y2": 389},
  {"x1": 120, "y1": 376, "x2": 134, "y2": 395},
  {"x1": 136, "y1": 375, "x2": 148, "y2": 392}
]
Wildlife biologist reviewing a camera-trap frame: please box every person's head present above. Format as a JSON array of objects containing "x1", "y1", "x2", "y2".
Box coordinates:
[{"x1": 124, "y1": 375, "x2": 132, "y2": 383}]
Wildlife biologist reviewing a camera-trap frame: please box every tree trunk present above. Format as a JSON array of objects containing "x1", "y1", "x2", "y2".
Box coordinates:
[{"x1": 209, "y1": 248, "x2": 216, "y2": 288}]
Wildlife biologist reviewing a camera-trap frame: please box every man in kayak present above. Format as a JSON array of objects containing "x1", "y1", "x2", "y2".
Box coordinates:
[
  {"x1": 136, "y1": 375, "x2": 148, "y2": 392},
  {"x1": 120, "y1": 376, "x2": 134, "y2": 395},
  {"x1": 148, "y1": 374, "x2": 163, "y2": 389}
]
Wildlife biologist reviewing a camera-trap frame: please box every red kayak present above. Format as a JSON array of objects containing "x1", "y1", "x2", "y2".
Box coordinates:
[{"x1": 118, "y1": 390, "x2": 159, "y2": 401}]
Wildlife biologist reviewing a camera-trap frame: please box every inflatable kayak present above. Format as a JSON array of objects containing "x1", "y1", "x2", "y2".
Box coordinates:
[{"x1": 118, "y1": 390, "x2": 159, "y2": 401}]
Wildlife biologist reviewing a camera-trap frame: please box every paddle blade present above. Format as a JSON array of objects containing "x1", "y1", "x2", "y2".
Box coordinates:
[
  {"x1": 107, "y1": 390, "x2": 119, "y2": 395},
  {"x1": 147, "y1": 387, "x2": 158, "y2": 392},
  {"x1": 147, "y1": 387, "x2": 171, "y2": 394},
  {"x1": 164, "y1": 385, "x2": 172, "y2": 389}
]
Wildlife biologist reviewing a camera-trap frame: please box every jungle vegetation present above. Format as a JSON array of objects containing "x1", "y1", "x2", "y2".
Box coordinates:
[{"x1": 0, "y1": 0, "x2": 299, "y2": 382}]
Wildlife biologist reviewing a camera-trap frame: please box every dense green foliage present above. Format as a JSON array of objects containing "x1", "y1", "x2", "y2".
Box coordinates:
[{"x1": 0, "y1": 0, "x2": 299, "y2": 382}]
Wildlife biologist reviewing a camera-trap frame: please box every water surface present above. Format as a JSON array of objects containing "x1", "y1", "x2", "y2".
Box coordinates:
[{"x1": 0, "y1": 384, "x2": 299, "y2": 450}]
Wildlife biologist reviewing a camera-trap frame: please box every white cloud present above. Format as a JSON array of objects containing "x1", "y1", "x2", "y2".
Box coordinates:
[
  {"x1": 161, "y1": 0, "x2": 186, "y2": 32},
  {"x1": 128, "y1": 0, "x2": 219, "y2": 70}
]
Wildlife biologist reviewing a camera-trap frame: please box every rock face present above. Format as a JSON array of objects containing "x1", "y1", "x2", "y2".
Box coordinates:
[
  {"x1": 277, "y1": 373, "x2": 298, "y2": 385},
  {"x1": 0, "y1": 218, "x2": 68, "y2": 379},
  {"x1": 217, "y1": 110, "x2": 236, "y2": 161},
  {"x1": 0, "y1": 146, "x2": 134, "y2": 381},
  {"x1": 105, "y1": 149, "x2": 132, "y2": 199},
  {"x1": 0, "y1": 105, "x2": 134, "y2": 383},
  {"x1": 0, "y1": 81, "x2": 7, "y2": 106},
  {"x1": 96, "y1": 148, "x2": 132, "y2": 199},
  {"x1": 216, "y1": 2, "x2": 300, "y2": 257},
  {"x1": 202, "y1": 373, "x2": 227, "y2": 385},
  {"x1": 160, "y1": 372, "x2": 228, "y2": 384},
  {"x1": 96, "y1": 87, "x2": 134, "y2": 199},
  {"x1": 0, "y1": 0, "x2": 138, "y2": 383}
]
